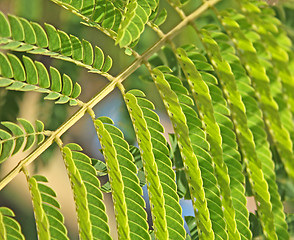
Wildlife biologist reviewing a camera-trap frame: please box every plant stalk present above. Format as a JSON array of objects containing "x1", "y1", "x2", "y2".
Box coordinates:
[{"x1": 0, "y1": 0, "x2": 220, "y2": 190}]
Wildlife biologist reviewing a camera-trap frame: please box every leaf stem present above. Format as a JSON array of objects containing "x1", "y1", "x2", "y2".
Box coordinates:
[{"x1": 0, "y1": 0, "x2": 220, "y2": 191}]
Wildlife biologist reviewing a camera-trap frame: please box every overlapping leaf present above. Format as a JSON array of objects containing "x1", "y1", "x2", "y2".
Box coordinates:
[
  {"x1": 0, "y1": 207, "x2": 25, "y2": 240},
  {"x1": 198, "y1": 64, "x2": 252, "y2": 240},
  {"x1": 205, "y1": 26, "x2": 290, "y2": 239},
  {"x1": 51, "y1": 0, "x2": 122, "y2": 39},
  {"x1": 220, "y1": 8, "x2": 294, "y2": 180},
  {"x1": 0, "y1": 11, "x2": 112, "y2": 75},
  {"x1": 0, "y1": 53, "x2": 82, "y2": 106},
  {"x1": 177, "y1": 47, "x2": 241, "y2": 240},
  {"x1": 116, "y1": 0, "x2": 159, "y2": 48},
  {"x1": 152, "y1": 67, "x2": 224, "y2": 239},
  {"x1": 91, "y1": 0, "x2": 123, "y2": 33},
  {"x1": 200, "y1": 26, "x2": 278, "y2": 239},
  {"x1": 147, "y1": 45, "x2": 250, "y2": 239},
  {"x1": 62, "y1": 144, "x2": 111, "y2": 240},
  {"x1": 179, "y1": 35, "x2": 244, "y2": 240},
  {"x1": 166, "y1": 70, "x2": 229, "y2": 240},
  {"x1": 0, "y1": 118, "x2": 45, "y2": 163},
  {"x1": 124, "y1": 89, "x2": 186, "y2": 240},
  {"x1": 240, "y1": 0, "x2": 294, "y2": 148},
  {"x1": 94, "y1": 117, "x2": 150, "y2": 240},
  {"x1": 0, "y1": 1, "x2": 292, "y2": 240},
  {"x1": 51, "y1": 0, "x2": 160, "y2": 48},
  {"x1": 26, "y1": 174, "x2": 69, "y2": 240}
]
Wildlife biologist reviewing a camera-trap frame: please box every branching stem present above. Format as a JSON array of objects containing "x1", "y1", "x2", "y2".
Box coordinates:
[{"x1": 0, "y1": 0, "x2": 220, "y2": 191}]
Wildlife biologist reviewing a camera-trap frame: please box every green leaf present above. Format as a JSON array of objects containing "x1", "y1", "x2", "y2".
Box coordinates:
[
  {"x1": 58, "y1": 30, "x2": 72, "y2": 56},
  {"x1": 95, "y1": 118, "x2": 150, "y2": 240},
  {"x1": 70, "y1": 0, "x2": 82, "y2": 10},
  {"x1": 152, "y1": 68, "x2": 214, "y2": 239},
  {"x1": 221, "y1": 9, "x2": 294, "y2": 181},
  {"x1": 8, "y1": 15, "x2": 24, "y2": 41},
  {"x1": 201, "y1": 24, "x2": 277, "y2": 239},
  {"x1": 0, "y1": 53, "x2": 81, "y2": 105},
  {"x1": 62, "y1": 145, "x2": 112, "y2": 240},
  {"x1": 70, "y1": 35, "x2": 83, "y2": 60},
  {"x1": 185, "y1": 216, "x2": 198, "y2": 240},
  {"x1": 93, "y1": 159, "x2": 108, "y2": 176},
  {"x1": 50, "y1": 66, "x2": 62, "y2": 92},
  {"x1": 44, "y1": 23, "x2": 61, "y2": 52},
  {"x1": 0, "y1": 207, "x2": 25, "y2": 240},
  {"x1": 153, "y1": 8, "x2": 167, "y2": 27},
  {"x1": 1, "y1": 122, "x2": 24, "y2": 155},
  {"x1": 36, "y1": 120, "x2": 45, "y2": 144},
  {"x1": 27, "y1": 175, "x2": 69, "y2": 240},
  {"x1": 0, "y1": 78, "x2": 13, "y2": 87},
  {"x1": 62, "y1": 147, "x2": 93, "y2": 239},
  {"x1": 35, "y1": 61, "x2": 50, "y2": 88},
  {"x1": 18, "y1": 118, "x2": 35, "y2": 151},
  {"x1": 102, "y1": 55, "x2": 112, "y2": 72},
  {"x1": 55, "y1": 95, "x2": 70, "y2": 104},
  {"x1": 81, "y1": 0, "x2": 95, "y2": 17},
  {"x1": 71, "y1": 82, "x2": 81, "y2": 99},
  {"x1": 0, "y1": 52, "x2": 13, "y2": 78},
  {"x1": 0, "y1": 119, "x2": 45, "y2": 162},
  {"x1": 19, "y1": 17, "x2": 36, "y2": 44},
  {"x1": 214, "y1": 22, "x2": 289, "y2": 238},
  {"x1": 124, "y1": 91, "x2": 186, "y2": 240},
  {"x1": 177, "y1": 47, "x2": 241, "y2": 239},
  {"x1": 93, "y1": 46, "x2": 104, "y2": 70},
  {"x1": 0, "y1": 11, "x2": 115, "y2": 75},
  {"x1": 62, "y1": 74, "x2": 73, "y2": 96},
  {"x1": 82, "y1": 40, "x2": 93, "y2": 65},
  {"x1": 0, "y1": 130, "x2": 13, "y2": 163},
  {"x1": 102, "y1": 2, "x2": 116, "y2": 29},
  {"x1": 0, "y1": 11, "x2": 11, "y2": 38},
  {"x1": 31, "y1": 22, "x2": 48, "y2": 48},
  {"x1": 116, "y1": 0, "x2": 159, "y2": 48},
  {"x1": 23, "y1": 56, "x2": 38, "y2": 85},
  {"x1": 7, "y1": 54, "x2": 26, "y2": 82}
]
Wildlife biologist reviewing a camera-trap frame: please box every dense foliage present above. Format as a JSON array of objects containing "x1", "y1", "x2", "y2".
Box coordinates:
[{"x1": 0, "y1": 0, "x2": 293, "y2": 239}]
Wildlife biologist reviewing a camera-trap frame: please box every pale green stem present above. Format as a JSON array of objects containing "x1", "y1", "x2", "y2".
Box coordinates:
[{"x1": 0, "y1": 0, "x2": 220, "y2": 191}]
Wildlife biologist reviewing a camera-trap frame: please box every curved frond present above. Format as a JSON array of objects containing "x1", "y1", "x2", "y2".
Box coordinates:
[
  {"x1": 0, "y1": 11, "x2": 113, "y2": 76},
  {"x1": 0, "y1": 207, "x2": 25, "y2": 240},
  {"x1": 206, "y1": 27, "x2": 290, "y2": 239},
  {"x1": 50, "y1": 0, "x2": 159, "y2": 49},
  {"x1": 165, "y1": 70, "x2": 229, "y2": 240},
  {"x1": 0, "y1": 2, "x2": 292, "y2": 240},
  {"x1": 186, "y1": 48, "x2": 250, "y2": 240},
  {"x1": 240, "y1": 0, "x2": 294, "y2": 148},
  {"x1": 244, "y1": 1, "x2": 294, "y2": 104},
  {"x1": 200, "y1": 26, "x2": 278, "y2": 239},
  {"x1": 124, "y1": 89, "x2": 186, "y2": 240},
  {"x1": 0, "y1": 118, "x2": 46, "y2": 163},
  {"x1": 50, "y1": 0, "x2": 121, "y2": 37},
  {"x1": 177, "y1": 47, "x2": 241, "y2": 239},
  {"x1": 152, "y1": 67, "x2": 225, "y2": 239},
  {"x1": 220, "y1": 7, "x2": 294, "y2": 180},
  {"x1": 0, "y1": 53, "x2": 82, "y2": 106},
  {"x1": 94, "y1": 117, "x2": 150, "y2": 240},
  {"x1": 62, "y1": 144, "x2": 112, "y2": 240},
  {"x1": 26, "y1": 174, "x2": 69, "y2": 240}
]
